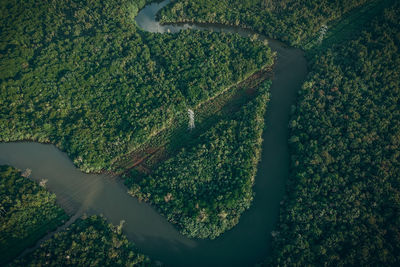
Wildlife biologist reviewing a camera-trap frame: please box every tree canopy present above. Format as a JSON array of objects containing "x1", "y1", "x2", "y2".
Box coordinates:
[
  {"x1": 268, "y1": 2, "x2": 400, "y2": 265},
  {"x1": 158, "y1": 0, "x2": 370, "y2": 47},
  {"x1": 0, "y1": 0, "x2": 273, "y2": 172},
  {"x1": 13, "y1": 215, "x2": 151, "y2": 266},
  {"x1": 125, "y1": 81, "x2": 271, "y2": 238},
  {"x1": 0, "y1": 165, "x2": 68, "y2": 265}
]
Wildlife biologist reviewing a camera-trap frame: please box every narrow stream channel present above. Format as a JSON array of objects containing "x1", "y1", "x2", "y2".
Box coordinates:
[{"x1": 0, "y1": 0, "x2": 307, "y2": 266}]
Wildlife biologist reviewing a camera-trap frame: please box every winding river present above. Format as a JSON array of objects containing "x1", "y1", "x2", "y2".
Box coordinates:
[{"x1": 0, "y1": 0, "x2": 307, "y2": 266}]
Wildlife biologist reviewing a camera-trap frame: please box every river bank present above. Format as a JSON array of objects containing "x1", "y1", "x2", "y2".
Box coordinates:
[{"x1": 0, "y1": 0, "x2": 307, "y2": 265}]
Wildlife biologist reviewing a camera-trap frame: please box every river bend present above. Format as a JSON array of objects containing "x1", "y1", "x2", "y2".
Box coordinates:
[{"x1": 0, "y1": 0, "x2": 307, "y2": 266}]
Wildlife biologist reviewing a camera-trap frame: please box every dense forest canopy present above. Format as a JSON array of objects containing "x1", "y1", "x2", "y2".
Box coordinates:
[
  {"x1": 125, "y1": 81, "x2": 271, "y2": 238},
  {"x1": 0, "y1": 0, "x2": 273, "y2": 172},
  {"x1": 2, "y1": 0, "x2": 399, "y2": 265},
  {"x1": 268, "y1": 2, "x2": 400, "y2": 265},
  {"x1": 0, "y1": 165, "x2": 68, "y2": 265},
  {"x1": 13, "y1": 215, "x2": 151, "y2": 266},
  {"x1": 158, "y1": 0, "x2": 370, "y2": 47}
]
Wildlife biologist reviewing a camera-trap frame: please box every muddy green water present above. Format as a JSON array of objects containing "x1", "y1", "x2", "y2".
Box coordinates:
[{"x1": 0, "y1": 0, "x2": 307, "y2": 266}]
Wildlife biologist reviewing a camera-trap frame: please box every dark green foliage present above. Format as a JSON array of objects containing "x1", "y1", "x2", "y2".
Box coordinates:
[
  {"x1": 269, "y1": 3, "x2": 400, "y2": 266},
  {"x1": 144, "y1": 30, "x2": 273, "y2": 105},
  {"x1": 13, "y1": 215, "x2": 151, "y2": 266},
  {"x1": 126, "y1": 81, "x2": 271, "y2": 238},
  {"x1": 0, "y1": 0, "x2": 273, "y2": 172},
  {"x1": 158, "y1": 0, "x2": 370, "y2": 47},
  {"x1": 0, "y1": 165, "x2": 68, "y2": 265},
  {"x1": 305, "y1": 0, "x2": 397, "y2": 53}
]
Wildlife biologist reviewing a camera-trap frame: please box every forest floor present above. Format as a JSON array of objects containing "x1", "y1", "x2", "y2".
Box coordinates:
[{"x1": 112, "y1": 66, "x2": 273, "y2": 175}]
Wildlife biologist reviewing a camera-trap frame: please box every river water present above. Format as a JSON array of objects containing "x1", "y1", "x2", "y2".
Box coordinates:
[{"x1": 0, "y1": 0, "x2": 307, "y2": 266}]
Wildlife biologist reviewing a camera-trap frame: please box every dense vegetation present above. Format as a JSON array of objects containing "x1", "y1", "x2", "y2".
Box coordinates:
[
  {"x1": 269, "y1": 2, "x2": 400, "y2": 265},
  {"x1": 0, "y1": 0, "x2": 273, "y2": 172},
  {"x1": 13, "y1": 215, "x2": 151, "y2": 266},
  {"x1": 125, "y1": 81, "x2": 271, "y2": 238},
  {"x1": 158, "y1": 0, "x2": 371, "y2": 47},
  {"x1": 0, "y1": 165, "x2": 68, "y2": 265}
]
